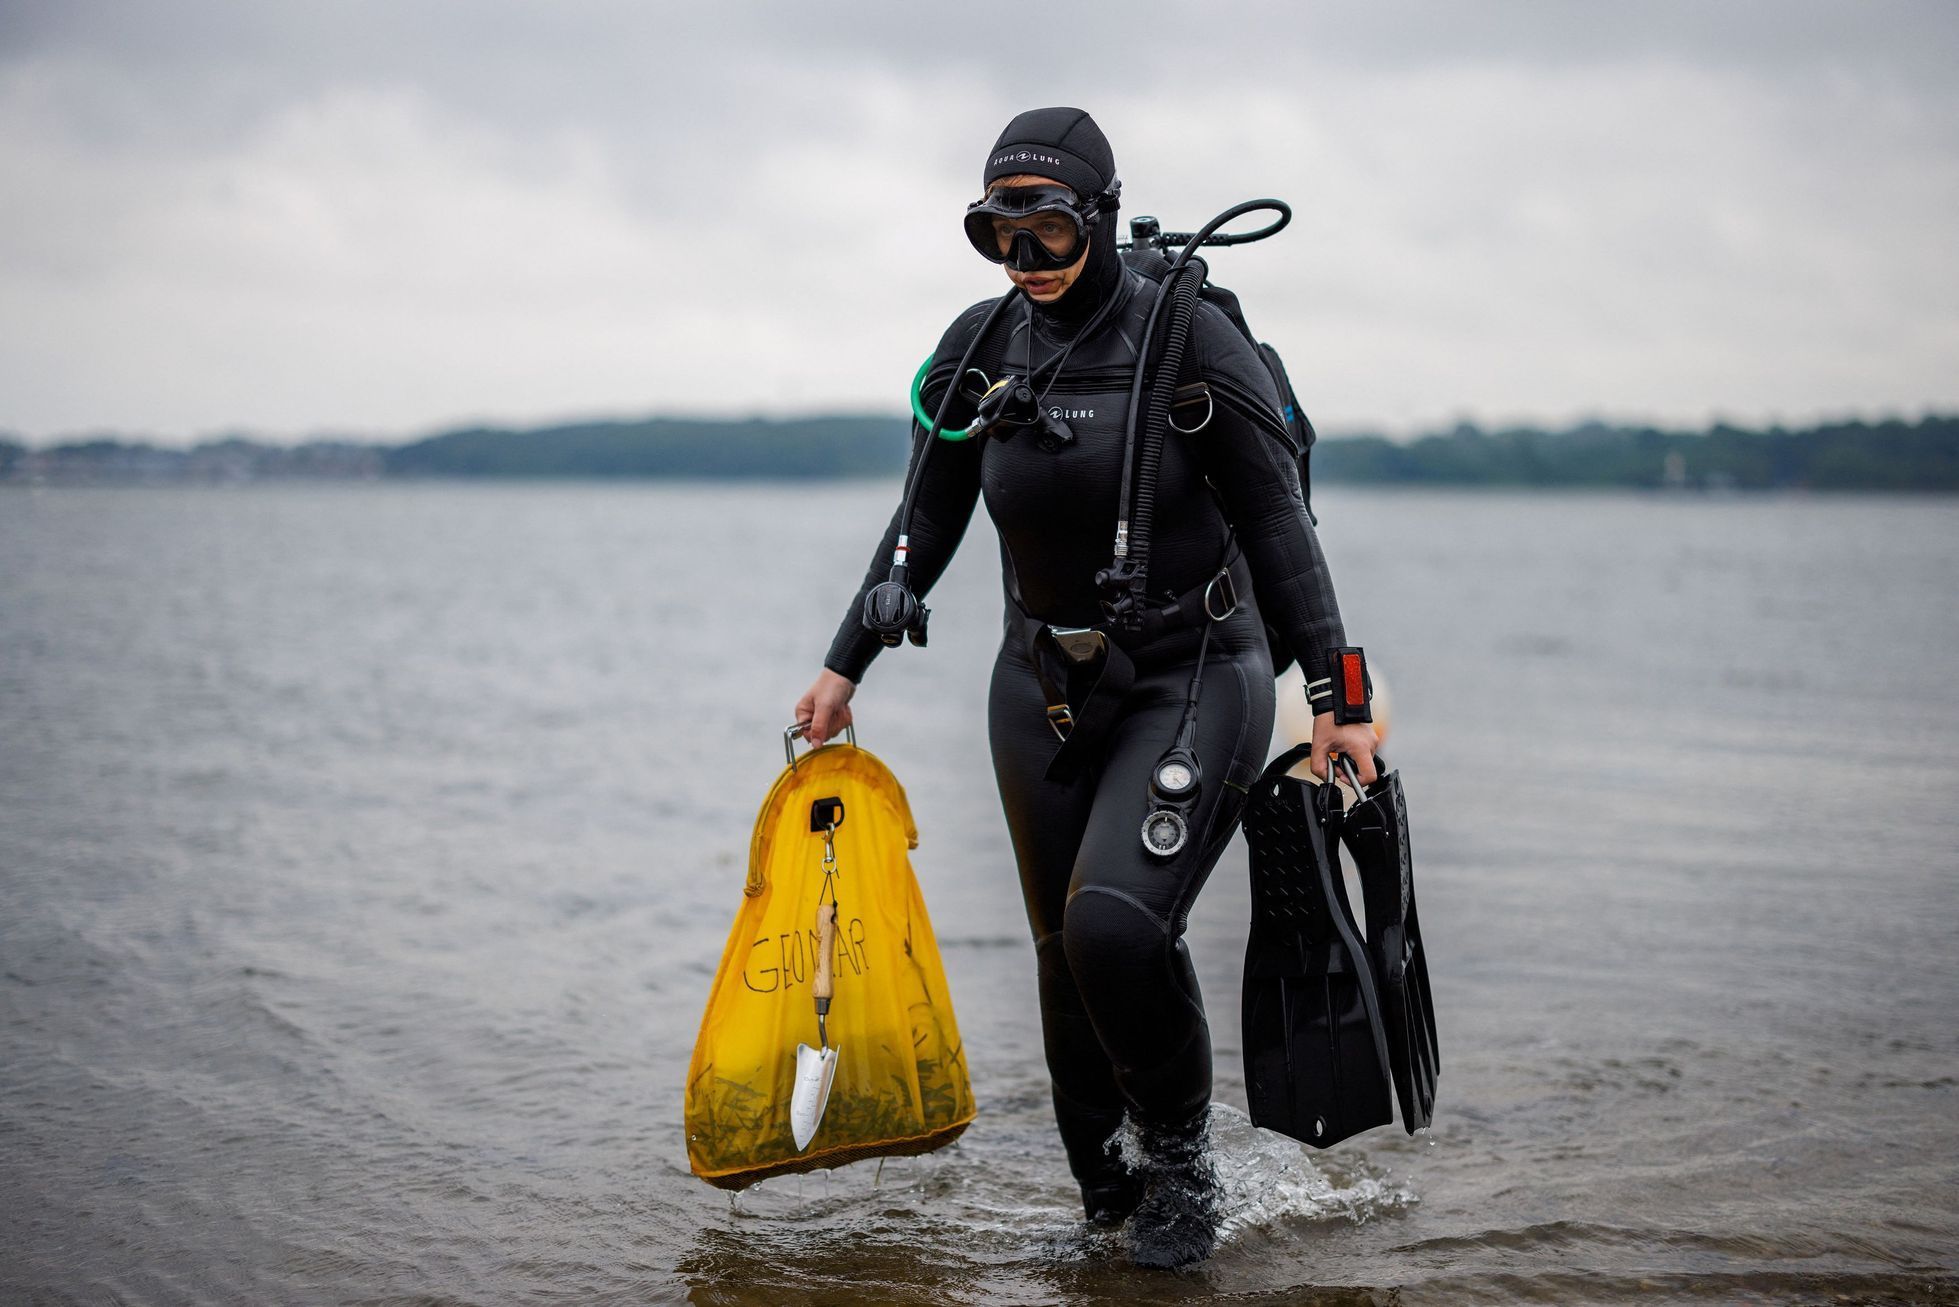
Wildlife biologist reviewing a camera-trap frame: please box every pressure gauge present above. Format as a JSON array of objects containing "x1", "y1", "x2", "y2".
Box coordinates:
[
  {"x1": 1141, "y1": 808, "x2": 1189, "y2": 858},
  {"x1": 1153, "y1": 758, "x2": 1196, "y2": 798},
  {"x1": 1149, "y1": 747, "x2": 1201, "y2": 804}
]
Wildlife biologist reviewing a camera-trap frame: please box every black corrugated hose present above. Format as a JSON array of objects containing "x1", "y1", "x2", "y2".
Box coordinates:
[
  {"x1": 1103, "y1": 199, "x2": 1291, "y2": 629},
  {"x1": 1122, "y1": 263, "x2": 1204, "y2": 611}
]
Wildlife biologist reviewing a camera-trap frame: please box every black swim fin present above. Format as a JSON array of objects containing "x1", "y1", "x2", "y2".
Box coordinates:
[
  {"x1": 1335, "y1": 759, "x2": 1439, "y2": 1133},
  {"x1": 1240, "y1": 744, "x2": 1393, "y2": 1148}
]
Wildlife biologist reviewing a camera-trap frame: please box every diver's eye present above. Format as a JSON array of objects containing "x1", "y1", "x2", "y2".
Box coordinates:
[{"x1": 1034, "y1": 218, "x2": 1074, "y2": 254}]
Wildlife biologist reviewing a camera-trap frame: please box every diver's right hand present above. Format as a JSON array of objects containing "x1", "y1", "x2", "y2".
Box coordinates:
[{"x1": 796, "y1": 669, "x2": 857, "y2": 747}]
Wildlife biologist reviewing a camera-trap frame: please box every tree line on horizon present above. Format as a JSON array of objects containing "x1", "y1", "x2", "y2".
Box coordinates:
[{"x1": 2, "y1": 413, "x2": 1955, "y2": 492}]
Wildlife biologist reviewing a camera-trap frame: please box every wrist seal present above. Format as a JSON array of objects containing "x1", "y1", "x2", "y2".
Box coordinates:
[{"x1": 1322, "y1": 646, "x2": 1371, "y2": 725}]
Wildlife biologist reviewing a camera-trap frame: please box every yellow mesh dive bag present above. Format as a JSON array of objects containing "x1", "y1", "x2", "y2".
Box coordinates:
[{"x1": 685, "y1": 732, "x2": 975, "y2": 1189}]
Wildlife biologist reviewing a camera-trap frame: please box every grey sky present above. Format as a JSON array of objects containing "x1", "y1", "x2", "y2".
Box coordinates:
[{"x1": 2, "y1": 0, "x2": 1955, "y2": 443}]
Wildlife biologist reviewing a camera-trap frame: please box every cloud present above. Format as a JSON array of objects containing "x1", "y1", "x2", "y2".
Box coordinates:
[{"x1": 1, "y1": 0, "x2": 1955, "y2": 440}]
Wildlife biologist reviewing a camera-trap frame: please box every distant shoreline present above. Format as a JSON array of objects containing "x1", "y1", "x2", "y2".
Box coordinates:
[{"x1": 3, "y1": 413, "x2": 1954, "y2": 493}]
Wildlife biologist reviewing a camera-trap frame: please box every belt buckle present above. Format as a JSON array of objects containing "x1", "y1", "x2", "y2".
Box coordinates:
[
  {"x1": 1045, "y1": 703, "x2": 1075, "y2": 740},
  {"x1": 1047, "y1": 625, "x2": 1108, "y2": 665}
]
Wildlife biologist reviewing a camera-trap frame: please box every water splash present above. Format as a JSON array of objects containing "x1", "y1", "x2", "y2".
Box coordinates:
[{"x1": 1189, "y1": 1103, "x2": 1417, "y2": 1244}]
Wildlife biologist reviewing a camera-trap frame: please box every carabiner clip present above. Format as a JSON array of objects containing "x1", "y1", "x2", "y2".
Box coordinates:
[
  {"x1": 785, "y1": 721, "x2": 857, "y2": 770},
  {"x1": 1334, "y1": 753, "x2": 1368, "y2": 799}
]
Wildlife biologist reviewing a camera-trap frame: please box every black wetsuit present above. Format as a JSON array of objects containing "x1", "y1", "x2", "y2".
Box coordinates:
[{"x1": 824, "y1": 236, "x2": 1348, "y2": 1189}]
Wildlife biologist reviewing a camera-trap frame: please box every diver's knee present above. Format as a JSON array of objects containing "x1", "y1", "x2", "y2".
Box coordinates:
[{"x1": 1062, "y1": 886, "x2": 1165, "y2": 977}]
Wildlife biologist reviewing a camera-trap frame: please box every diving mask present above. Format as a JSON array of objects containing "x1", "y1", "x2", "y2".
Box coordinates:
[{"x1": 963, "y1": 182, "x2": 1116, "y2": 272}]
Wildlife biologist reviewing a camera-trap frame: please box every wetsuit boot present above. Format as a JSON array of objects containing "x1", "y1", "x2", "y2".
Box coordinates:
[
  {"x1": 1126, "y1": 1107, "x2": 1221, "y2": 1269},
  {"x1": 1053, "y1": 1089, "x2": 1143, "y2": 1223},
  {"x1": 1083, "y1": 1169, "x2": 1145, "y2": 1226}
]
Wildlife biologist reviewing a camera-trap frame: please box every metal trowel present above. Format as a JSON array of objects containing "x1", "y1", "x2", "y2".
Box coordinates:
[{"x1": 790, "y1": 901, "x2": 839, "y2": 1150}]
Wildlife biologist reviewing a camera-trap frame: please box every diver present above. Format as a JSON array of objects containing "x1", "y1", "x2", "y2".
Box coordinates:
[{"x1": 793, "y1": 107, "x2": 1380, "y2": 1269}]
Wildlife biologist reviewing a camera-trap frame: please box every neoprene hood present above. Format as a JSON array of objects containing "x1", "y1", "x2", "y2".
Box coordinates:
[
  {"x1": 982, "y1": 107, "x2": 1124, "y2": 331},
  {"x1": 983, "y1": 106, "x2": 1119, "y2": 203}
]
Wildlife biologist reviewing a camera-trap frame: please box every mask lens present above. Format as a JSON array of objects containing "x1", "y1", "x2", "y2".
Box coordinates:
[
  {"x1": 992, "y1": 214, "x2": 1078, "y2": 258},
  {"x1": 964, "y1": 186, "x2": 1088, "y2": 268}
]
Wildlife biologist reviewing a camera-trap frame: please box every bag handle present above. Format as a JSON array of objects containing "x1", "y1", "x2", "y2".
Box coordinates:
[{"x1": 784, "y1": 720, "x2": 856, "y2": 770}]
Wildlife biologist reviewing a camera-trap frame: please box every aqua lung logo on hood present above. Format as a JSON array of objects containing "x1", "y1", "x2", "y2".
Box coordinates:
[{"x1": 994, "y1": 150, "x2": 1064, "y2": 170}]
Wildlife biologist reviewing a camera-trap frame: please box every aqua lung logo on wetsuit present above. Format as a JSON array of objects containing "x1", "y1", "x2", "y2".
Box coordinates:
[
  {"x1": 994, "y1": 150, "x2": 1064, "y2": 170},
  {"x1": 1049, "y1": 406, "x2": 1094, "y2": 421}
]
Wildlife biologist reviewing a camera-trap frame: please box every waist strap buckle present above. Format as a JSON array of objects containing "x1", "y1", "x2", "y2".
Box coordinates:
[
  {"x1": 1046, "y1": 625, "x2": 1108, "y2": 665},
  {"x1": 1045, "y1": 703, "x2": 1075, "y2": 740}
]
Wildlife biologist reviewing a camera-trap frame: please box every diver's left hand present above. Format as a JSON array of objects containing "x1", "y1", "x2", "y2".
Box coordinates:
[{"x1": 1310, "y1": 713, "x2": 1379, "y2": 787}]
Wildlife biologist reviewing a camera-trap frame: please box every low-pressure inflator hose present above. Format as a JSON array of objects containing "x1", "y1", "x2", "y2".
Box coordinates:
[
  {"x1": 1126, "y1": 267, "x2": 1202, "y2": 590},
  {"x1": 1103, "y1": 199, "x2": 1291, "y2": 625}
]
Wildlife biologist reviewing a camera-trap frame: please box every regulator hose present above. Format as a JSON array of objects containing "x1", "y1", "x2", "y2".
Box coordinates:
[
  {"x1": 860, "y1": 287, "x2": 1023, "y2": 646},
  {"x1": 887, "y1": 288, "x2": 1023, "y2": 586}
]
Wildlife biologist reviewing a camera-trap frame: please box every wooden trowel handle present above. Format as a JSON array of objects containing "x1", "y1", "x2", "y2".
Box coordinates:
[{"x1": 813, "y1": 902, "x2": 837, "y2": 1001}]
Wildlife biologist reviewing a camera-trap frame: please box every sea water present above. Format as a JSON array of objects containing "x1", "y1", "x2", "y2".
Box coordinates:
[{"x1": 2, "y1": 483, "x2": 1955, "y2": 1304}]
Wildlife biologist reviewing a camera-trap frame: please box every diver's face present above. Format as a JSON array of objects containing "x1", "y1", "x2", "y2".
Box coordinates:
[
  {"x1": 982, "y1": 173, "x2": 1089, "y2": 303},
  {"x1": 1006, "y1": 240, "x2": 1089, "y2": 303}
]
